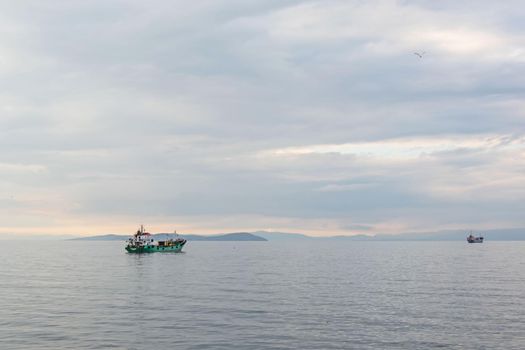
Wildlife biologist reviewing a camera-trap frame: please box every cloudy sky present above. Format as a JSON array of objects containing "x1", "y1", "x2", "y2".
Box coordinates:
[{"x1": 1, "y1": 0, "x2": 524, "y2": 236}]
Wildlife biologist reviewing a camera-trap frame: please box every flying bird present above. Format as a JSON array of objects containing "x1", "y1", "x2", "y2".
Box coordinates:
[{"x1": 414, "y1": 51, "x2": 426, "y2": 58}]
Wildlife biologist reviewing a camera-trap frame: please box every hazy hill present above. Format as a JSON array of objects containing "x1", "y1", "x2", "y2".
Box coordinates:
[
  {"x1": 388, "y1": 228, "x2": 525, "y2": 241},
  {"x1": 255, "y1": 228, "x2": 525, "y2": 241},
  {"x1": 69, "y1": 228, "x2": 525, "y2": 242},
  {"x1": 327, "y1": 228, "x2": 525, "y2": 241},
  {"x1": 72, "y1": 234, "x2": 127, "y2": 241},
  {"x1": 180, "y1": 232, "x2": 267, "y2": 241},
  {"x1": 72, "y1": 232, "x2": 267, "y2": 241},
  {"x1": 252, "y1": 231, "x2": 313, "y2": 241}
]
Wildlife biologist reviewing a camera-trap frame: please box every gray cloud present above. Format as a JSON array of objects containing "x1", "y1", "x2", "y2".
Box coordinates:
[{"x1": 0, "y1": 0, "x2": 524, "y2": 235}]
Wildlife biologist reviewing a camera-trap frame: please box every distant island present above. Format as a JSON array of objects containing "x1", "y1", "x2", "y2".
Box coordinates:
[
  {"x1": 69, "y1": 228, "x2": 525, "y2": 241},
  {"x1": 251, "y1": 228, "x2": 525, "y2": 241},
  {"x1": 71, "y1": 232, "x2": 267, "y2": 242}
]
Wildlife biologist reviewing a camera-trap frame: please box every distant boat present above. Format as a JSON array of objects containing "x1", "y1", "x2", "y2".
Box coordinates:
[
  {"x1": 125, "y1": 225, "x2": 187, "y2": 253},
  {"x1": 467, "y1": 233, "x2": 484, "y2": 243}
]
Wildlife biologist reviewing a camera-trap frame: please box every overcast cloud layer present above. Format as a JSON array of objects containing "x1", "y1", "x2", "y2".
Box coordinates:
[{"x1": 1, "y1": 0, "x2": 524, "y2": 235}]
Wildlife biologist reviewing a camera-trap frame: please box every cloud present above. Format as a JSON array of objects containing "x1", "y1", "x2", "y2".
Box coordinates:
[
  {"x1": 265, "y1": 134, "x2": 525, "y2": 159},
  {"x1": 0, "y1": 0, "x2": 524, "y2": 235}
]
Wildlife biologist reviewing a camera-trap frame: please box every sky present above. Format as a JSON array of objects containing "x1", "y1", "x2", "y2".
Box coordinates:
[{"x1": 1, "y1": 0, "x2": 524, "y2": 236}]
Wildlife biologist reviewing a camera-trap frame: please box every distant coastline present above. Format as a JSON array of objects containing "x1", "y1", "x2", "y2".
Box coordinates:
[
  {"x1": 69, "y1": 228, "x2": 525, "y2": 241},
  {"x1": 71, "y1": 232, "x2": 268, "y2": 242}
]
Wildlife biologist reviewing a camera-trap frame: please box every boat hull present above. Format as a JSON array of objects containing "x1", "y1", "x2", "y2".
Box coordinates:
[{"x1": 125, "y1": 243, "x2": 186, "y2": 253}]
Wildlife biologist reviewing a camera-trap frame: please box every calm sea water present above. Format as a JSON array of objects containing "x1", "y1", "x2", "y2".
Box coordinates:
[{"x1": 1, "y1": 240, "x2": 524, "y2": 349}]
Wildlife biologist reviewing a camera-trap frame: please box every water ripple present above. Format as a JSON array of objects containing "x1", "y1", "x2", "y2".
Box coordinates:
[{"x1": 0, "y1": 241, "x2": 524, "y2": 349}]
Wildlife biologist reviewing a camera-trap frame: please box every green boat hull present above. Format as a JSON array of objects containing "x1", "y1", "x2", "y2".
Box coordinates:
[{"x1": 125, "y1": 243, "x2": 185, "y2": 253}]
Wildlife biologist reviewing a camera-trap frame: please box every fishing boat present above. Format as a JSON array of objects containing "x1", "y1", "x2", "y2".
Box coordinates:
[
  {"x1": 125, "y1": 225, "x2": 187, "y2": 253},
  {"x1": 467, "y1": 233, "x2": 483, "y2": 243}
]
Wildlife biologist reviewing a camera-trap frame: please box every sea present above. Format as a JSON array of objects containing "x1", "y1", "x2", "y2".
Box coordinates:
[{"x1": 1, "y1": 240, "x2": 524, "y2": 349}]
